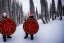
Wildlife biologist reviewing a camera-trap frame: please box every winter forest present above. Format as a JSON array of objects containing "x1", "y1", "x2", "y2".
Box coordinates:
[
  {"x1": 0, "y1": 0, "x2": 64, "y2": 25},
  {"x1": 0, "y1": 0, "x2": 64, "y2": 43}
]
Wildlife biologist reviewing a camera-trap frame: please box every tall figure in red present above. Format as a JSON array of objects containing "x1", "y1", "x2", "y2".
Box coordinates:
[
  {"x1": 23, "y1": 12, "x2": 39, "y2": 40},
  {"x1": 1, "y1": 13, "x2": 12, "y2": 42}
]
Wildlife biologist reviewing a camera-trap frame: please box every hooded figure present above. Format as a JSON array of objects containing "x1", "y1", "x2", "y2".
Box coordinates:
[
  {"x1": 24, "y1": 12, "x2": 34, "y2": 40},
  {"x1": 2, "y1": 13, "x2": 12, "y2": 42}
]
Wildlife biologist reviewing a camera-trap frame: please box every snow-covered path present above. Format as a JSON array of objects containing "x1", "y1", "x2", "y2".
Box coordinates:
[{"x1": 0, "y1": 17, "x2": 64, "y2": 43}]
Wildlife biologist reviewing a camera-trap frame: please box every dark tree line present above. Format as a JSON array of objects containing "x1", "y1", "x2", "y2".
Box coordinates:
[
  {"x1": 0, "y1": 0, "x2": 63, "y2": 26},
  {"x1": 50, "y1": 0, "x2": 63, "y2": 20}
]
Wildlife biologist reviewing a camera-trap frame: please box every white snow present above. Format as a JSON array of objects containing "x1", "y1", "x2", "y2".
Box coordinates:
[{"x1": 0, "y1": 17, "x2": 64, "y2": 43}]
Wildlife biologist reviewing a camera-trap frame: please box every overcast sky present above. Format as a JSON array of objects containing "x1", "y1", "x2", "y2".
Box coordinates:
[{"x1": 18, "y1": 0, "x2": 64, "y2": 14}]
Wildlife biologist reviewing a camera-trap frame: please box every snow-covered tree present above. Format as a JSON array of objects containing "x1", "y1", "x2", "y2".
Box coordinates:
[
  {"x1": 40, "y1": 0, "x2": 49, "y2": 24},
  {"x1": 0, "y1": 0, "x2": 2, "y2": 19},
  {"x1": 2, "y1": 0, "x2": 9, "y2": 17},
  {"x1": 45, "y1": 0, "x2": 49, "y2": 23},
  {"x1": 63, "y1": 6, "x2": 64, "y2": 16},
  {"x1": 19, "y1": 3, "x2": 23, "y2": 24},
  {"x1": 8, "y1": 0, "x2": 12, "y2": 18},
  {"x1": 51, "y1": 0, "x2": 56, "y2": 20},
  {"x1": 40, "y1": 0, "x2": 46, "y2": 24},
  {"x1": 12, "y1": 0, "x2": 16, "y2": 21},
  {"x1": 15, "y1": 0, "x2": 20, "y2": 25},
  {"x1": 36, "y1": 7, "x2": 39, "y2": 20},
  {"x1": 57, "y1": 0, "x2": 62, "y2": 20},
  {"x1": 50, "y1": 3, "x2": 52, "y2": 19}
]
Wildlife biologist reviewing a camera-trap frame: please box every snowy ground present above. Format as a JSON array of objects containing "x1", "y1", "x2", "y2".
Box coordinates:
[{"x1": 0, "y1": 17, "x2": 64, "y2": 43}]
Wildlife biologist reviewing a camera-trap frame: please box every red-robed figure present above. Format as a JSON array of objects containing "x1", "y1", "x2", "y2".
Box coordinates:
[
  {"x1": 0, "y1": 13, "x2": 16, "y2": 42},
  {"x1": 23, "y1": 12, "x2": 39, "y2": 40}
]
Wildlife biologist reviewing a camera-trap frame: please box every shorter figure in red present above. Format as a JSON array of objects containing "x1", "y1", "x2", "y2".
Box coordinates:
[
  {"x1": 23, "y1": 12, "x2": 39, "y2": 40},
  {"x1": 1, "y1": 13, "x2": 12, "y2": 42}
]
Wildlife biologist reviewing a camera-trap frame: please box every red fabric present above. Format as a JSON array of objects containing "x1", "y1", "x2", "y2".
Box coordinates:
[
  {"x1": 0, "y1": 18, "x2": 16, "y2": 36},
  {"x1": 23, "y1": 18, "x2": 39, "y2": 34}
]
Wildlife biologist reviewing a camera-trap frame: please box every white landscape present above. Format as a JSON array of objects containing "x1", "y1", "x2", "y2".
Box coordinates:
[{"x1": 0, "y1": 17, "x2": 64, "y2": 43}]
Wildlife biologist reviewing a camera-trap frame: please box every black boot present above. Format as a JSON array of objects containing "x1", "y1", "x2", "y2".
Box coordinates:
[
  {"x1": 31, "y1": 34, "x2": 33, "y2": 40},
  {"x1": 3, "y1": 35, "x2": 6, "y2": 42},
  {"x1": 24, "y1": 33, "x2": 28, "y2": 39},
  {"x1": 7, "y1": 36, "x2": 12, "y2": 38}
]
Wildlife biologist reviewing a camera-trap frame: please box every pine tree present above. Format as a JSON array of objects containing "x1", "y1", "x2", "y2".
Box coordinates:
[
  {"x1": 15, "y1": 0, "x2": 20, "y2": 25},
  {"x1": 40, "y1": 0, "x2": 46, "y2": 24},
  {"x1": 36, "y1": 7, "x2": 39, "y2": 20},
  {"x1": 63, "y1": 6, "x2": 64, "y2": 16},
  {"x1": 20, "y1": 5, "x2": 23, "y2": 24},
  {"x1": 8, "y1": 0, "x2": 12, "y2": 18},
  {"x1": 40, "y1": 0, "x2": 49, "y2": 24},
  {"x1": 15, "y1": 0, "x2": 19, "y2": 25},
  {"x1": 0, "y1": 0, "x2": 2, "y2": 19},
  {"x1": 12, "y1": 0, "x2": 17, "y2": 22},
  {"x1": 0, "y1": 0, "x2": 2, "y2": 9},
  {"x1": 2, "y1": 0, "x2": 9, "y2": 17},
  {"x1": 12, "y1": 0, "x2": 15, "y2": 20},
  {"x1": 45, "y1": 0, "x2": 49, "y2": 23},
  {"x1": 51, "y1": 0, "x2": 56, "y2": 20},
  {"x1": 57, "y1": 0, "x2": 62, "y2": 20},
  {"x1": 50, "y1": 3, "x2": 52, "y2": 19},
  {"x1": 19, "y1": 3, "x2": 23, "y2": 24}
]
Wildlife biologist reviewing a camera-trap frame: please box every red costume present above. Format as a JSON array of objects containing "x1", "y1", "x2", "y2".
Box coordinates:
[
  {"x1": 0, "y1": 18, "x2": 16, "y2": 36},
  {"x1": 23, "y1": 12, "x2": 39, "y2": 40}
]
